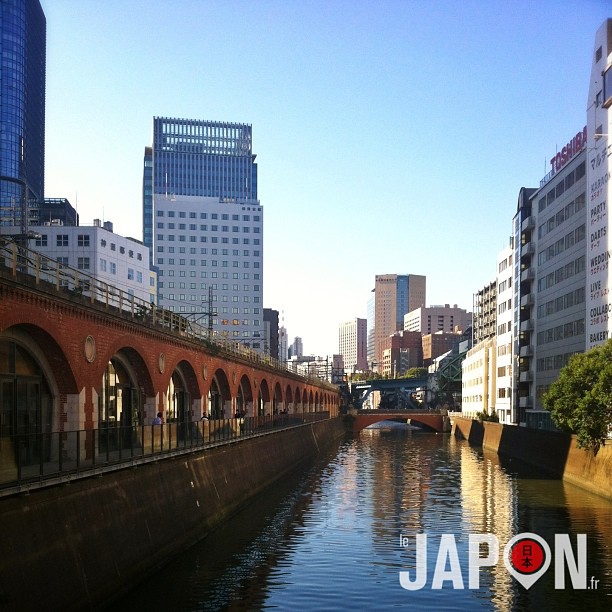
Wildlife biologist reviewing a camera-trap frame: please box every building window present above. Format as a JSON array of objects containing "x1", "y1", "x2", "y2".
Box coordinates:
[
  {"x1": 57, "y1": 234, "x2": 68, "y2": 247},
  {"x1": 77, "y1": 257, "x2": 90, "y2": 270},
  {"x1": 35, "y1": 235, "x2": 47, "y2": 247}
]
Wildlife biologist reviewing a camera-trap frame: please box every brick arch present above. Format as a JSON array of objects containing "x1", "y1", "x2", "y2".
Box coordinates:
[
  {"x1": 94, "y1": 345, "x2": 155, "y2": 398},
  {"x1": 257, "y1": 378, "x2": 271, "y2": 416},
  {"x1": 273, "y1": 382, "x2": 283, "y2": 414},
  {"x1": 168, "y1": 358, "x2": 202, "y2": 400},
  {"x1": 209, "y1": 368, "x2": 232, "y2": 418},
  {"x1": 1, "y1": 324, "x2": 79, "y2": 396},
  {"x1": 285, "y1": 384, "x2": 294, "y2": 413},
  {"x1": 237, "y1": 374, "x2": 254, "y2": 417}
]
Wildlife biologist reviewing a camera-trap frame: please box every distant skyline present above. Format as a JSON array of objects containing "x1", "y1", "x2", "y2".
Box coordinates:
[{"x1": 41, "y1": 0, "x2": 611, "y2": 356}]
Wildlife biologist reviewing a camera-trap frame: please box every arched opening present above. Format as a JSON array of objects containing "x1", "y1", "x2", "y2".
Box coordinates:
[
  {"x1": 237, "y1": 375, "x2": 253, "y2": 417},
  {"x1": 164, "y1": 369, "x2": 191, "y2": 441},
  {"x1": 98, "y1": 356, "x2": 142, "y2": 451},
  {"x1": 285, "y1": 385, "x2": 294, "y2": 414},
  {"x1": 257, "y1": 380, "x2": 271, "y2": 416},
  {"x1": 0, "y1": 339, "x2": 53, "y2": 467},
  {"x1": 273, "y1": 383, "x2": 283, "y2": 414},
  {"x1": 208, "y1": 369, "x2": 231, "y2": 419}
]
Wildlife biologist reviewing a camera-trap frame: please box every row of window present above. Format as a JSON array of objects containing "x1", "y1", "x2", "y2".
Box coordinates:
[
  {"x1": 537, "y1": 161, "x2": 585, "y2": 213},
  {"x1": 536, "y1": 351, "x2": 578, "y2": 372},
  {"x1": 497, "y1": 342, "x2": 512, "y2": 357},
  {"x1": 157, "y1": 237, "x2": 260, "y2": 248},
  {"x1": 497, "y1": 321, "x2": 512, "y2": 335},
  {"x1": 34, "y1": 234, "x2": 144, "y2": 261},
  {"x1": 159, "y1": 283, "x2": 259, "y2": 292},
  {"x1": 156, "y1": 226, "x2": 260, "y2": 241},
  {"x1": 162, "y1": 293, "x2": 259, "y2": 303},
  {"x1": 537, "y1": 255, "x2": 585, "y2": 293},
  {"x1": 538, "y1": 193, "x2": 585, "y2": 240},
  {"x1": 498, "y1": 299, "x2": 512, "y2": 315},
  {"x1": 158, "y1": 250, "x2": 258, "y2": 262},
  {"x1": 538, "y1": 223, "x2": 586, "y2": 266},
  {"x1": 537, "y1": 287, "x2": 585, "y2": 319},
  {"x1": 498, "y1": 276, "x2": 512, "y2": 293},
  {"x1": 536, "y1": 317, "x2": 585, "y2": 345},
  {"x1": 156, "y1": 210, "x2": 261, "y2": 219}
]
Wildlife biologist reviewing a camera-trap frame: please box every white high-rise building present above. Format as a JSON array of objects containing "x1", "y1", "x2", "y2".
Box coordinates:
[
  {"x1": 339, "y1": 318, "x2": 367, "y2": 373},
  {"x1": 153, "y1": 195, "x2": 263, "y2": 347},
  {"x1": 495, "y1": 243, "x2": 514, "y2": 424},
  {"x1": 404, "y1": 304, "x2": 470, "y2": 335},
  {"x1": 586, "y1": 19, "x2": 612, "y2": 349},
  {"x1": 4, "y1": 221, "x2": 156, "y2": 304}
]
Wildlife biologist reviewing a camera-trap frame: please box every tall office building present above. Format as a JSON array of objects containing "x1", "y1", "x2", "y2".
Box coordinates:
[
  {"x1": 263, "y1": 308, "x2": 279, "y2": 358},
  {"x1": 0, "y1": 0, "x2": 46, "y2": 232},
  {"x1": 143, "y1": 117, "x2": 263, "y2": 347},
  {"x1": 373, "y1": 274, "x2": 426, "y2": 369},
  {"x1": 339, "y1": 318, "x2": 367, "y2": 373},
  {"x1": 587, "y1": 19, "x2": 612, "y2": 349}
]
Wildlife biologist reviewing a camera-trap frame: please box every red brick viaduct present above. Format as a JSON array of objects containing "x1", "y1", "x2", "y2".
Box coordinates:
[{"x1": 0, "y1": 269, "x2": 339, "y2": 434}]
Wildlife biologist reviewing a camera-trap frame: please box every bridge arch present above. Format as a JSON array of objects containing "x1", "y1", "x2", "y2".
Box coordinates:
[
  {"x1": 161, "y1": 360, "x2": 201, "y2": 438},
  {"x1": 273, "y1": 382, "x2": 283, "y2": 414},
  {"x1": 257, "y1": 379, "x2": 271, "y2": 416},
  {"x1": 236, "y1": 374, "x2": 253, "y2": 417},
  {"x1": 209, "y1": 369, "x2": 232, "y2": 418},
  {"x1": 352, "y1": 412, "x2": 445, "y2": 433},
  {"x1": 285, "y1": 384, "x2": 294, "y2": 414},
  {"x1": 0, "y1": 330, "x2": 61, "y2": 466}
]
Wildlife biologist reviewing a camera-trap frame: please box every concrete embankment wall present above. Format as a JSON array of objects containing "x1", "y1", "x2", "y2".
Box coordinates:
[
  {"x1": 0, "y1": 418, "x2": 346, "y2": 612},
  {"x1": 452, "y1": 417, "x2": 612, "y2": 501}
]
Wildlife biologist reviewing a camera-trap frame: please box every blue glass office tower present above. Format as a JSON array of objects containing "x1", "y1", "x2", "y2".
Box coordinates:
[
  {"x1": 0, "y1": 0, "x2": 46, "y2": 230},
  {"x1": 143, "y1": 117, "x2": 263, "y2": 349},
  {"x1": 143, "y1": 117, "x2": 258, "y2": 263}
]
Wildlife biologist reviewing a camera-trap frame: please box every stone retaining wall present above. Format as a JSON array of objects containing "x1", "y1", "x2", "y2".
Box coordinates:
[
  {"x1": 0, "y1": 418, "x2": 345, "y2": 611},
  {"x1": 452, "y1": 417, "x2": 612, "y2": 501}
]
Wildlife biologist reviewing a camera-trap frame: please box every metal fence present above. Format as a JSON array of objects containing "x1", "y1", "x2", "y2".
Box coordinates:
[
  {"x1": 0, "y1": 236, "x2": 336, "y2": 389},
  {"x1": 0, "y1": 412, "x2": 330, "y2": 497}
]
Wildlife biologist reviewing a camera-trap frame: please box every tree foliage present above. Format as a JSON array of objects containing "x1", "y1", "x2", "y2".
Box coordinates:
[
  {"x1": 542, "y1": 339, "x2": 612, "y2": 454},
  {"x1": 402, "y1": 367, "x2": 427, "y2": 379}
]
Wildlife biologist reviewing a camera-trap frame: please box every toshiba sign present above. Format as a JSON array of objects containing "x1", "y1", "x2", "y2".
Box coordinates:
[{"x1": 549, "y1": 126, "x2": 587, "y2": 174}]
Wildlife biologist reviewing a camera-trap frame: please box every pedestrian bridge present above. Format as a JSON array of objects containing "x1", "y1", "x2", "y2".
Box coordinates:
[{"x1": 352, "y1": 410, "x2": 446, "y2": 433}]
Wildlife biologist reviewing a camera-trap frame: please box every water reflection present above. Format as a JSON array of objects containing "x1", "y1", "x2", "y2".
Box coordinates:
[{"x1": 114, "y1": 427, "x2": 612, "y2": 611}]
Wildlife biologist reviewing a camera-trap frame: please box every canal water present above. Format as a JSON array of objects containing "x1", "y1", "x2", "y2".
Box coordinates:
[{"x1": 114, "y1": 424, "x2": 612, "y2": 611}]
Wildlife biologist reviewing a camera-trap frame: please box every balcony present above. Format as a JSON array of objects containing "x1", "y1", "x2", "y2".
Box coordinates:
[
  {"x1": 521, "y1": 242, "x2": 536, "y2": 257},
  {"x1": 521, "y1": 215, "x2": 535, "y2": 232},
  {"x1": 520, "y1": 344, "x2": 533, "y2": 357},
  {"x1": 520, "y1": 267, "x2": 535, "y2": 282},
  {"x1": 520, "y1": 319, "x2": 534, "y2": 332},
  {"x1": 519, "y1": 396, "x2": 533, "y2": 408},
  {"x1": 519, "y1": 370, "x2": 533, "y2": 383}
]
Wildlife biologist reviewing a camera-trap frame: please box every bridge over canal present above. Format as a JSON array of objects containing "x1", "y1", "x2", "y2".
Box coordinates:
[{"x1": 351, "y1": 410, "x2": 447, "y2": 433}]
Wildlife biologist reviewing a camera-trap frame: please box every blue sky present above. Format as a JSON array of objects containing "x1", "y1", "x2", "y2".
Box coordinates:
[{"x1": 41, "y1": 0, "x2": 610, "y2": 356}]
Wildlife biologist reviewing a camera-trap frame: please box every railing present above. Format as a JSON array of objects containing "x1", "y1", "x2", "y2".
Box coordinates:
[
  {"x1": 0, "y1": 412, "x2": 330, "y2": 497},
  {"x1": 0, "y1": 237, "x2": 336, "y2": 390}
]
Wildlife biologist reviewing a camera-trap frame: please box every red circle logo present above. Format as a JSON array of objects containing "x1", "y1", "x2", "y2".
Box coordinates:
[{"x1": 509, "y1": 537, "x2": 546, "y2": 575}]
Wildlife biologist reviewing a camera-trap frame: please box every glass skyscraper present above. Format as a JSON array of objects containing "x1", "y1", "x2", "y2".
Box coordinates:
[
  {"x1": 0, "y1": 0, "x2": 46, "y2": 231},
  {"x1": 143, "y1": 117, "x2": 264, "y2": 349}
]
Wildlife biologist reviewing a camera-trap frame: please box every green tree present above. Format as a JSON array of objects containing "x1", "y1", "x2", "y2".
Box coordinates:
[
  {"x1": 542, "y1": 339, "x2": 612, "y2": 454},
  {"x1": 402, "y1": 367, "x2": 427, "y2": 379}
]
